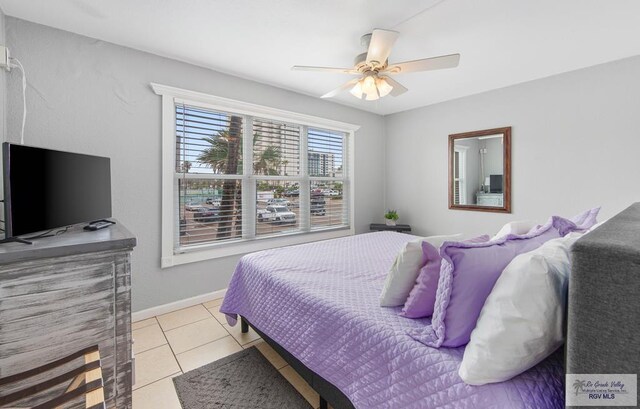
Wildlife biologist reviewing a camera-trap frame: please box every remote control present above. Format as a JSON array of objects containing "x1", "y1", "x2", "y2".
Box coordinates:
[{"x1": 84, "y1": 221, "x2": 114, "y2": 231}]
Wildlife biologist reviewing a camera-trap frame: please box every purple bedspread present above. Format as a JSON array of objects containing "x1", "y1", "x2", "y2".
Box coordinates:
[{"x1": 220, "y1": 232, "x2": 565, "y2": 409}]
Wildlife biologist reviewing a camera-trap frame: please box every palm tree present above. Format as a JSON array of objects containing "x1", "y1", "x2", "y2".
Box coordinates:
[
  {"x1": 180, "y1": 161, "x2": 192, "y2": 173},
  {"x1": 197, "y1": 116, "x2": 242, "y2": 238},
  {"x1": 252, "y1": 132, "x2": 282, "y2": 175},
  {"x1": 197, "y1": 123, "x2": 283, "y2": 238},
  {"x1": 253, "y1": 145, "x2": 282, "y2": 176},
  {"x1": 197, "y1": 135, "x2": 232, "y2": 174},
  {"x1": 198, "y1": 132, "x2": 282, "y2": 176},
  {"x1": 573, "y1": 380, "x2": 586, "y2": 396}
]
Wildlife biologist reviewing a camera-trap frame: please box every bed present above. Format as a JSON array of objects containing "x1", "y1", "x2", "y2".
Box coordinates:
[{"x1": 220, "y1": 231, "x2": 565, "y2": 409}]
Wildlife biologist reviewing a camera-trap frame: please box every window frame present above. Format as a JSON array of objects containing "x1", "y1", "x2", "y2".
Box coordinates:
[
  {"x1": 152, "y1": 83, "x2": 359, "y2": 268},
  {"x1": 453, "y1": 145, "x2": 468, "y2": 205}
]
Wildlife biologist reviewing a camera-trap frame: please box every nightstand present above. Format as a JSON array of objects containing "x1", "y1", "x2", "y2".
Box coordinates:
[{"x1": 369, "y1": 223, "x2": 412, "y2": 233}]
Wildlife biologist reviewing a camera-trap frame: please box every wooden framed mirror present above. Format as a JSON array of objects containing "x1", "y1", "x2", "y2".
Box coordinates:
[{"x1": 449, "y1": 127, "x2": 511, "y2": 213}]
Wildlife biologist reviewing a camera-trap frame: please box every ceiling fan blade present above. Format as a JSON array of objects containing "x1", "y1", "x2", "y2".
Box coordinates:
[
  {"x1": 381, "y1": 76, "x2": 408, "y2": 97},
  {"x1": 384, "y1": 53, "x2": 460, "y2": 74},
  {"x1": 292, "y1": 65, "x2": 359, "y2": 74},
  {"x1": 366, "y1": 29, "x2": 399, "y2": 66},
  {"x1": 321, "y1": 78, "x2": 361, "y2": 99}
]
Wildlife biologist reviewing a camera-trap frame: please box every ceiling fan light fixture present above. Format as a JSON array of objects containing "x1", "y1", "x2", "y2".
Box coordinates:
[
  {"x1": 349, "y1": 74, "x2": 393, "y2": 101},
  {"x1": 349, "y1": 80, "x2": 364, "y2": 99},
  {"x1": 376, "y1": 77, "x2": 393, "y2": 98},
  {"x1": 364, "y1": 91, "x2": 379, "y2": 101},
  {"x1": 362, "y1": 75, "x2": 377, "y2": 96},
  {"x1": 295, "y1": 28, "x2": 460, "y2": 102}
]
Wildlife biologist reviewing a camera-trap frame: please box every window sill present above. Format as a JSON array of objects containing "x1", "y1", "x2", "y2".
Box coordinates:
[{"x1": 161, "y1": 227, "x2": 354, "y2": 268}]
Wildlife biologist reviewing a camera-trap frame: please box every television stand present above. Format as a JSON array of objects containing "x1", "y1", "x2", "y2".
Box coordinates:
[
  {"x1": 0, "y1": 236, "x2": 33, "y2": 245},
  {"x1": 0, "y1": 220, "x2": 136, "y2": 408}
]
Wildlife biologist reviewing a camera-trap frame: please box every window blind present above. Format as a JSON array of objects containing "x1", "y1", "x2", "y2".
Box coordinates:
[
  {"x1": 178, "y1": 178, "x2": 243, "y2": 246},
  {"x1": 308, "y1": 128, "x2": 344, "y2": 178},
  {"x1": 454, "y1": 151, "x2": 461, "y2": 205},
  {"x1": 174, "y1": 104, "x2": 350, "y2": 251},
  {"x1": 256, "y1": 180, "x2": 301, "y2": 237},
  {"x1": 253, "y1": 119, "x2": 300, "y2": 176},
  {"x1": 176, "y1": 104, "x2": 243, "y2": 246},
  {"x1": 176, "y1": 104, "x2": 243, "y2": 175},
  {"x1": 308, "y1": 128, "x2": 348, "y2": 230}
]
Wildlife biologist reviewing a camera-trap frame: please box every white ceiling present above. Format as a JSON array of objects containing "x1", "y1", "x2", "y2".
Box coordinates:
[{"x1": 2, "y1": 0, "x2": 640, "y2": 115}]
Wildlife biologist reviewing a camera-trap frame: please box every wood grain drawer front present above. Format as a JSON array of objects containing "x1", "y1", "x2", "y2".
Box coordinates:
[{"x1": 0, "y1": 254, "x2": 119, "y2": 402}]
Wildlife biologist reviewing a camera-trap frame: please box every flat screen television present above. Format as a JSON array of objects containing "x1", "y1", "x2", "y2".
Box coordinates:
[
  {"x1": 3, "y1": 143, "x2": 112, "y2": 237},
  {"x1": 490, "y1": 174, "x2": 503, "y2": 194}
]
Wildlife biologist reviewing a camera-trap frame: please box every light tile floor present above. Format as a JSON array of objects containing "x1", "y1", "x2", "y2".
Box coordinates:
[{"x1": 132, "y1": 298, "x2": 327, "y2": 409}]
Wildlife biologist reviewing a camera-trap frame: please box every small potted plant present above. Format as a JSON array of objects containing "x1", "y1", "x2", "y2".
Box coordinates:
[{"x1": 384, "y1": 209, "x2": 399, "y2": 226}]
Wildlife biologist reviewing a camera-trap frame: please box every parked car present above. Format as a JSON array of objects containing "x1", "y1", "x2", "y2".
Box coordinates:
[
  {"x1": 257, "y1": 208, "x2": 270, "y2": 222},
  {"x1": 205, "y1": 198, "x2": 222, "y2": 206},
  {"x1": 257, "y1": 206, "x2": 296, "y2": 224},
  {"x1": 185, "y1": 202, "x2": 203, "y2": 211},
  {"x1": 194, "y1": 207, "x2": 220, "y2": 223},
  {"x1": 267, "y1": 198, "x2": 290, "y2": 207},
  {"x1": 283, "y1": 189, "x2": 299, "y2": 197},
  {"x1": 311, "y1": 196, "x2": 326, "y2": 216},
  {"x1": 326, "y1": 190, "x2": 341, "y2": 197}
]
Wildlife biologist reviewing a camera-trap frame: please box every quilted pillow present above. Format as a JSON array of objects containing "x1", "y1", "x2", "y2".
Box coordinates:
[
  {"x1": 401, "y1": 235, "x2": 490, "y2": 319},
  {"x1": 571, "y1": 207, "x2": 601, "y2": 230},
  {"x1": 408, "y1": 216, "x2": 581, "y2": 348},
  {"x1": 527, "y1": 207, "x2": 601, "y2": 236},
  {"x1": 379, "y1": 234, "x2": 462, "y2": 307},
  {"x1": 459, "y1": 232, "x2": 582, "y2": 385}
]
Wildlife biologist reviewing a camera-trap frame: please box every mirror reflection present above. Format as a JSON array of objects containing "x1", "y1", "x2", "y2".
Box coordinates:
[
  {"x1": 449, "y1": 126, "x2": 510, "y2": 213},
  {"x1": 452, "y1": 134, "x2": 504, "y2": 207}
]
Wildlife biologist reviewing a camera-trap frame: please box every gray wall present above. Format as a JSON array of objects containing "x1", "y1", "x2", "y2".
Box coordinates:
[
  {"x1": 483, "y1": 138, "x2": 503, "y2": 178},
  {"x1": 6, "y1": 15, "x2": 640, "y2": 312},
  {"x1": 385, "y1": 55, "x2": 640, "y2": 238},
  {"x1": 4, "y1": 18, "x2": 387, "y2": 312}
]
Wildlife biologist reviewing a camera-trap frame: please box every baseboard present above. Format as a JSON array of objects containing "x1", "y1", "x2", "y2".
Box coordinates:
[{"x1": 132, "y1": 288, "x2": 227, "y2": 322}]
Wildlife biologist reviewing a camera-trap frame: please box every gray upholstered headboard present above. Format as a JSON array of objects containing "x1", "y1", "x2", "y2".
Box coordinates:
[{"x1": 567, "y1": 203, "x2": 640, "y2": 405}]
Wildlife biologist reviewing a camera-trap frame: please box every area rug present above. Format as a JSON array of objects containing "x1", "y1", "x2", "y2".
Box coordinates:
[{"x1": 173, "y1": 346, "x2": 313, "y2": 409}]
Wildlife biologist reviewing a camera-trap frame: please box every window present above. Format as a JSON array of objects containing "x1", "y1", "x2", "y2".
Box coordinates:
[
  {"x1": 453, "y1": 146, "x2": 467, "y2": 205},
  {"x1": 153, "y1": 84, "x2": 358, "y2": 267}
]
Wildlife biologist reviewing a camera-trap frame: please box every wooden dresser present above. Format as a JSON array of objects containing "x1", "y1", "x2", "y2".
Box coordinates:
[
  {"x1": 0, "y1": 222, "x2": 136, "y2": 408},
  {"x1": 476, "y1": 192, "x2": 504, "y2": 207}
]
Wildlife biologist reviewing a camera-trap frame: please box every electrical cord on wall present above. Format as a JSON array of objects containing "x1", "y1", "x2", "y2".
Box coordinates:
[
  {"x1": 9, "y1": 57, "x2": 27, "y2": 145},
  {"x1": 25, "y1": 226, "x2": 71, "y2": 240}
]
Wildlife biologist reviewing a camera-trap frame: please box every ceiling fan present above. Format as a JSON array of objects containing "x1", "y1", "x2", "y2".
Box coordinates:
[{"x1": 292, "y1": 29, "x2": 460, "y2": 101}]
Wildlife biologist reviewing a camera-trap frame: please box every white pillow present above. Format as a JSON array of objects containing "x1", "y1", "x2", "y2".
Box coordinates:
[
  {"x1": 491, "y1": 220, "x2": 539, "y2": 240},
  {"x1": 585, "y1": 219, "x2": 607, "y2": 233},
  {"x1": 458, "y1": 232, "x2": 582, "y2": 385},
  {"x1": 379, "y1": 234, "x2": 462, "y2": 307}
]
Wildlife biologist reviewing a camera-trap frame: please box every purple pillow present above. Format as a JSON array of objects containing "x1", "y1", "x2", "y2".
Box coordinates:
[
  {"x1": 528, "y1": 207, "x2": 601, "y2": 235},
  {"x1": 571, "y1": 207, "x2": 600, "y2": 230},
  {"x1": 408, "y1": 216, "x2": 581, "y2": 348},
  {"x1": 401, "y1": 235, "x2": 490, "y2": 319}
]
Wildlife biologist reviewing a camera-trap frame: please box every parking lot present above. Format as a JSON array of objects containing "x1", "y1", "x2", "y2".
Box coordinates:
[{"x1": 179, "y1": 197, "x2": 345, "y2": 246}]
